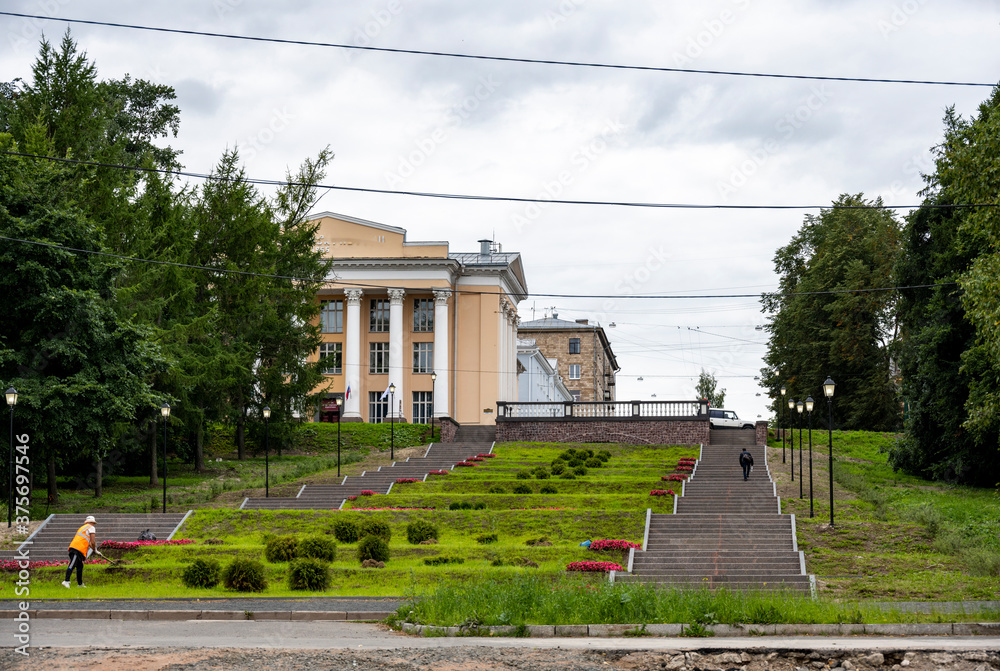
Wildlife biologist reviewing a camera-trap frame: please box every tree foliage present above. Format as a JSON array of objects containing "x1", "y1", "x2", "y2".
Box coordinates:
[
  {"x1": 695, "y1": 369, "x2": 725, "y2": 408},
  {"x1": 761, "y1": 194, "x2": 902, "y2": 431}
]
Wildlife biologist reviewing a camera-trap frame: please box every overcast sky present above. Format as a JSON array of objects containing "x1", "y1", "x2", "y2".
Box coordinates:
[{"x1": 2, "y1": 1, "x2": 998, "y2": 422}]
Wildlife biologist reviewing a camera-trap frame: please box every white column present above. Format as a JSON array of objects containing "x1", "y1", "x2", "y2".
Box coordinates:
[
  {"x1": 433, "y1": 289, "x2": 450, "y2": 418},
  {"x1": 511, "y1": 313, "x2": 519, "y2": 401},
  {"x1": 388, "y1": 288, "x2": 405, "y2": 420},
  {"x1": 343, "y1": 289, "x2": 363, "y2": 419},
  {"x1": 498, "y1": 300, "x2": 507, "y2": 403}
]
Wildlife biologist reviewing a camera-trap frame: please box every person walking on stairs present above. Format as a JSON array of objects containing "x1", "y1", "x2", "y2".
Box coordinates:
[
  {"x1": 62, "y1": 515, "x2": 97, "y2": 588},
  {"x1": 739, "y1": 448, "x2": 754, "y2": 481}
]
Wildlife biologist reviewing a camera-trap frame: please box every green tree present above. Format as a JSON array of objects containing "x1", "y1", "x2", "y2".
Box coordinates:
[
  {"x1": 695, "y1": 369, "x2": 726, "y2": 408},
  {"x1": 761, "y1": 194, "x2": 902, "y2": 430}
]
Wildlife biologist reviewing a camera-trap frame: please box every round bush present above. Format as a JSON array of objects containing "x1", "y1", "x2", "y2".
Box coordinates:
[
  {"x1": 332, "y1": 519, "x2": 359, "y2": 544},
  {"x1": 540, "y1": 484, "x2": 558, "y2": 494},
  {"x1": 550, "y1": 463, "x2": 566, "y2": 475},
  {"x1": 488, "y1": 484, "x2": 506, "y2": 494},
  {"x1": 358, "y1": 518, "x2": 392, "y2": 542},
  {"x1": 559, "y1": 472, "x2": 576, "y2": 480},
  {"x1": 406, "y1": 520, "x2": 439, "y2": 544},
  {"x1": 567, "y1": 458, "x2": 584, "y2": 468},
  {"x1": 585, "y1": 457, "x2": 602, "y2": 468},
  {"x1": 181, "y1": 558, "x2": 221, "y2": 588},
  {"x1": 473, "y1": 501, "x2": 486, "y2": 510},
  {"x1": 287, "y1": 557, "x2": 330, "y2": 591},
  {"x1": 533, "y1": 468, "x2": 550, "y2": 479},
  {"x1": 223, "y1": 557, "x2": 268, "y2": 592},
  {"x1": 512, "y1": 483, "x2": 533, "y2": 495},
  {"x1": 515, "y1": 470, "x2": 532, "y2": 480},
  {"x1": 264, "y1": 535, "x2": 298, "y2": 563},
  {"x1": 574, "y1": 466, "x2": 588, "y2": 476},
  {"x1": 299, "y1": 535, "x2": 337, "y2": 561},
  {"x1": 357, "y1": 535, "x2": 391, "y2": 563},
  {"x1": 598, "y1": 450, "x2": 612, "y2": 461}
]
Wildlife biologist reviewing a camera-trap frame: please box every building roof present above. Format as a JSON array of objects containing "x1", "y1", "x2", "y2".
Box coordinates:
[{"x1": 519, "y1": 316, "x2": 599, "y2": 330}]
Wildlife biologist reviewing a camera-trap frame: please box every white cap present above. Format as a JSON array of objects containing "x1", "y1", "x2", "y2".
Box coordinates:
[{"x1": 85, "y1": 515, "x2": 96, "y2": 524}]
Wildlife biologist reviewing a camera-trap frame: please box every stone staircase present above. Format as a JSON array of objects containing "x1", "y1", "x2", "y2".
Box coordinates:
[
  {"x1": 453, "y1": 425, "x2": 496, "y2": 443},
  {"x1": 240, "y1": 442, "x2": 492, "y2": 510},
  {"x1": 709, "y1": 428, "x2": 755, "y2": 445},
  {"x1": 5, "y1": 512, "x2": 191, "y2": 562},
  {"x1": 615, "y1": 439, "x2": 813, "y2": 593}
]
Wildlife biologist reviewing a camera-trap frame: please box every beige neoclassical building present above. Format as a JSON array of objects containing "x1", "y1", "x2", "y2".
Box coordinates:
[{"x1": 310, "y1": 212, "x2": 526, "y2": 426}]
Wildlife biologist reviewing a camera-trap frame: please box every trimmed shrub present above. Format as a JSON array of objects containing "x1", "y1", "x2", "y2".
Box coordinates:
[
  {"x1": 598, "y1": 450, "x2": 612, "y2": 461},
  {"x1": 264, "y1": 536, "x2": 298, "y2": 563},
  {"x1": 331, "y1": 519, "x2": 360, "y2": 544},
  {"x1": 223, "y1": 557, "x2": 268, "y2": 592},
  {"x1": 585, "y1": 458, "x2": 602, "y2": 468},
  {"x1": 540, "y1": 484, "x2": 557, "y2": 494},
  {"x1": 550, "y1": 463, "x2": 566, "y2": 475},
  {"x1": 406, "y1": 520, "x2": 439, "y2": 544},
  {"x1": 567, "y1": 458, "x2": 584, "y2": 468},
  {"x1": 181, "y1": 558, "x2": 221, "y2": 588},
  {"x1": 358, "y1": 518, "x2": 392, "y2": 542},
  {"x1": 559, "y1": 472, "x2": 576, "y2": 480},
  {"x1": 487, "y1": 484, "x2": 507, "y2": 494},
  {"x1": 476, "y1": 533, "x2": 498, "y2": 544},
  {"x1": 299, "y1": 535, "x2": 337, "y2": 561},
  {"x1": 473, "y1": 502, "x2": 486, "y2": 510},
  {"x1": 515, "y1": 470, "x2": 532, "y2": 480},
  {"x1": 287, "y1": 558, "x2": 330, "y2": 591},
  {"x1": 357, "y1": 535, "x2": 390, "y2": 563},
  {"x1": 423, "y1": 555, "x2": 465, "y2": 566},
  {"x1": 573, "y1": 466, "x2": 587, "y2": 476},
  {"x1": 533, "y1": 468, "x2": 550, "y2": 479},
  {"x1": 512, "y1": 483, "x2": 533, "y2": 495}
]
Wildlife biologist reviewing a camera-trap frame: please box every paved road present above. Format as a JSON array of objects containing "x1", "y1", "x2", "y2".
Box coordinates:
[{"x1": 18, "y1": 620, "x2": 1000, "y2": 651}]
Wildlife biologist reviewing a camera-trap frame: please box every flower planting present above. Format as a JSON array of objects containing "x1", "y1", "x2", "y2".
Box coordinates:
[
  {"x1": 649, "y1": 489, "x2": 675, "y2": 496},
  {"x1": 476, "y1": 453, "x2": 495, "y2": 458},
  {"x1": 674, "y1": 465, "x2": 693, "y2": 472},
  {"x1": 394, "y1": 478, "x2": 419, "y2": 484},
  {"x1": 589, "y1": 539, "x2": 641, "y2": 552},
  {"x1": 468, "y1": 456, "x2": 484, "y2": 462},
  {"x1": 429, "y1": 470, "x2": 449, "y2": 475},
  {"x1": 455, "y1": 461, "x2": 476, "y2": 467},
  {"x1": 566, "y1": 560, "x2": 623, "y2": 572},
  {"x1": 0, "y1": 559, "x2": 107, "y2": 571},
  {"x1": 662, "y1": 474, "x2": 687, "y2": 482},
  {"x1": 347, "y1": 495, "x2": 358, "y2": 501},
  {"x1": 345, "y1": 506, "x2": 436, "y2": 511},
  {"x1": 360, "y1": 490, "x2": 376, "y2": 496},
  {"x1": 99, "y1": 539, "x2": 194, "y2": 550}
]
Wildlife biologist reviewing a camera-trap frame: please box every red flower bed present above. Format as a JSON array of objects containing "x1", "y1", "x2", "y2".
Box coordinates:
[
  {"x1": 429, "y1": 470, "x2": 449, "y2": 475},
  {"x1": 455, "y1": 461, "x2": 475, "y2": 467},
  {"x1": 360, "y1": 490, "x2": 376, "y2": 496},
  {"x1": 566, "y1": 560, "x2": 623, "y2": 573},
  {"x1": 649, "y1": 489, "x2": 676, "y2": 497},
  {"x1": 394, "y1": 478, "x2": 419, "y2": 484},
  {"x1": 342, "y1": 507, "x2": 436, "y2": 511},
  {"x1": 0, "y1": 559, "x2": 108, "y2": 571},
  {"x1": 347, "y1": 495, "x2": 358, "y2": 501},
  {"x1": 674, "y1": 465, "x2": 693, "y2": 472},
  {"x1": 589, "y1": 539, "x2": 641, "y2": 552},
  {"x1": 99, "y1": 539, "x2": 194, "y2": 550},
  {"x1": 662, "y1": 474, "x2": 687, "y2": 482},
  {"x1": 679, "y1": 457, "x2": 696, "y2": 463},
  {"x1": 477, "y1": 453, "x2": 495, "y2": 458},
  {"x1": 467, "y1": 456, "x2": 484, "y2": 462}
]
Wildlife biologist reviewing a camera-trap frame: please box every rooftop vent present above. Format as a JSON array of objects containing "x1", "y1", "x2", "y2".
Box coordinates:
[
  {"x1": 576, "y1": 319, "x2": 589, "y2": 325},
  {"x1": 478, "y1": 239, "x2": 492, "y2": 259}
]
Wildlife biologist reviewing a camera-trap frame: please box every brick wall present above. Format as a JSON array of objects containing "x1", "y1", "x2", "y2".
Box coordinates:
[
  {"x1": 519, "y1": 328, "x2": 614, "y2": 402},
  {"x1": 755, "y1": 420, "x2": 769, "y2": 447},
  {"x1": 439, "y1": 417, "x2": 459, "y2": 443},
  {"x1": 495, "y1": 419, "x2": 709, "y2": 445}
]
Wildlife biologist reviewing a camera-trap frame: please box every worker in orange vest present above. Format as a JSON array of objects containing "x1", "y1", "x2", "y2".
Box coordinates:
[{"x1": 62, "y1": 515, "x2": 96, "y2": 588}]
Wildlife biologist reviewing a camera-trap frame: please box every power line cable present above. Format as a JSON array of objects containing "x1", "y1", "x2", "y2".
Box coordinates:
[
  {"x1": 2, "y1": 12, "x2": 994, "y2": 88},
  {"x1": 4, "y1": 150, "x2": 998, "y2": 212}
]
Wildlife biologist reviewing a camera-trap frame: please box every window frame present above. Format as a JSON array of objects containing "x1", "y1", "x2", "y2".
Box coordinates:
[
  {"x1": 369, "y1": 299, "x2": 390, "y2": 332},
  {"x1": 368, "y1": 391, "x2": 388, "y2": 423},
  {"x1": 412, "y1": 342, "x2": 434, "y2": 374},
  {"x1": 369, "y1": 342, "x2": 389, "y2": 374},
  {"x1": 569, "y1": 338, "x2": 581, "y2": 354},
  {"x1": 319, "y1": 299, "x2": 343, "y2": 333},
  {"x1": 412, "y1": 298, "x2": 434, "y2": 332},
  {"x1": 412, "y1": 391, "x2": 433, "y2": 424},
  {"x1": 318, "y1": 342, "x2": 342, "y2": 375},
  {"x1": 568, "y1": 363, "x2": 581, "y2": 380}
]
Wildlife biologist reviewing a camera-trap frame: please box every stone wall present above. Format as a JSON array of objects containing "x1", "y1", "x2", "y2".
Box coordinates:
[
  {"x1": 755, "y1": 420, "x2": 769, "y2": 447},
  {"x1": 439, "y1": 417, "x2": 459, "y2": 443},
  {"x1": 495, "y1": 419, "x2": 709, "y2": 445}
]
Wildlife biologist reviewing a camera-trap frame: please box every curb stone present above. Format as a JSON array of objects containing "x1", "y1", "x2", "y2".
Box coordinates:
[{"x1": 396, "y1": 622, "x2": 1000, "y2": 637}]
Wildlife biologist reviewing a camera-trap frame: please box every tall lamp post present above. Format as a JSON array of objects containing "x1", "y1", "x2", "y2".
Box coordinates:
[
  {"x1": 430, "y1": 372, "x2": 437, "y2": 443},
  {"x1": 806, "y1": 396, "x2": 815, "y2": 517},
  {"x1": 160, "y1": 403, "x2": 170, "y2": 514},
  {"x1": 6, "y1": 387, "x2": 17, "y2": 529},
  {"x1": 796, "y1": 400, "x2": 804, "y2": 498},
  {"x1": 780, "y1": 385, "x2": 787, "y2": 463},
  {"x1": 336, "y1": 397, "x2": 343, "y2": 477},
  {"x1": 263, "y1": 406, "x2": 271, "y2": 498},
  {"x1": 389, "y1": 383, "x2": 396, "y2": 461},
  {"x1": 787, "y1": 397, "x2": 795, "y2": 482},
  {"x1": 823, "y1": 377, "x2": 836, "y2": 526}
]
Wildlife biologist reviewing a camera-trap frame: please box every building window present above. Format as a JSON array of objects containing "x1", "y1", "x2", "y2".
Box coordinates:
[
  {"x1": 569, "y1": 338, "x2": 581, "y2": 354},
  {"x1": 413, "y1": 298, "x2": 434, "y2": 332},
  {"x1": 412, "y1": 391, "x2": 432, "y2": 424},
  {"x1": 568, "y1": 364, "x2": 581, "y2": 380},
  {"x1": 370, "y1": 299, "x2": 389, "y2": 332},
  {"x1": 413, "y1": 342, "x2": 434, "y2": 373},
  {"x1": 320, "y1": 300, "x2": 343, "y2": 333},
  {"x1": 571, "y1": 390, "x2": 581, "y2": 402},
  {"x1": 369, "y1": 391, "x2": 388, "y2": 423},
  {"x1": 369, "y1": 342, "x2": 389, "y2": 374},
  {"x1": 319, "y1": 342, "x2": 342, "y2": 375}
]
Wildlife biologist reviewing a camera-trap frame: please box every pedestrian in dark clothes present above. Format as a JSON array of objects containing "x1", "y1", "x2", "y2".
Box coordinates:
[{"x1": 739, "y1": 448, "x2": 754, "y2": 481}]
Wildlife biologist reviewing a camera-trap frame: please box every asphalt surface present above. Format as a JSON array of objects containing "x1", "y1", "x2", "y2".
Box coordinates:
[{"x1": 0, "y1": 597, "x2": 401, "y2": 612}]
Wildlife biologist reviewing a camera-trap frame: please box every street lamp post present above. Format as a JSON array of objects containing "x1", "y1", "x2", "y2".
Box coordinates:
[
  {"x1": 823, "y1": 377, "x2": 836, "y2": 526},
  {"x1": 796, "y1": 400, "x2": 804, "y2": 499},
  {"x1": 806, "y1": 396, "x2": 814, "y2": 517},
  {"x1": 780, "y1": 385, "x2": 787, "y2": 463},
  {"x1": 6, "y1": 387, "x2": 18, "y2": 529},
  {"x1": 787, "y1": 398, "x2": 795, "y2": 482},
  {"x1": 160, "y1": 403, "x2": 170, "y2": 514},
  {"x1": 336, "y1": 398, "x2": 343, "y2": 477},
  {"x1": 430, "y1": 372, "x2": 437, "y2": 443},
  {"x1": 263, "y1": 406, "x2": 271, "y2": 498},
  {"x1": 389, "y1": 383, "x2": 396, "y2": 461}
]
